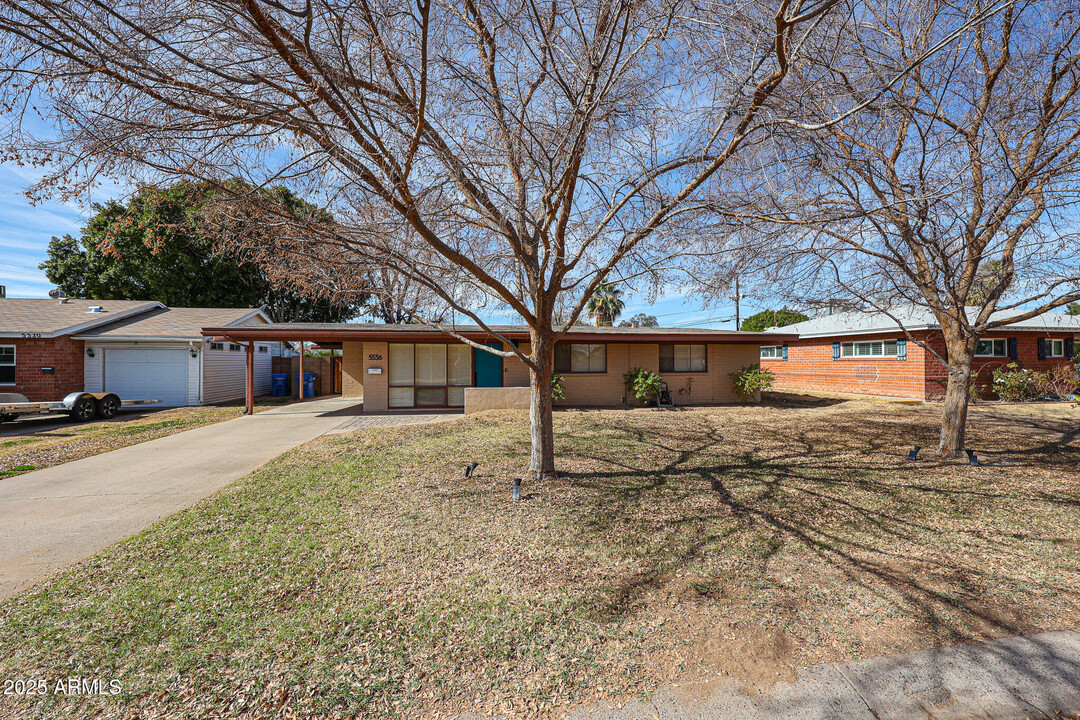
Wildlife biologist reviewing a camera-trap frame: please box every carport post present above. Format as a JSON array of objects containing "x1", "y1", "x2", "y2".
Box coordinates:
[
  {"x1": 298, "y1": 340, "x2": 304, "y2": 400},
  {"x1": 245, "y1": 341, "x2": 254, "y2": 415}
]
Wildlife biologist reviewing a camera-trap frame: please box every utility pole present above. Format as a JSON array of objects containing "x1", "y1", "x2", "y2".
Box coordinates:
[{"x1": 731, "y1": 276, "x2": 741, "y2": 330}]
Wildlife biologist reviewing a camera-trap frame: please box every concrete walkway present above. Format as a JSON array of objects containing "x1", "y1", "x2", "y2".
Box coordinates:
[
  {"x1": 0, "y1": 397, "x2": 454, "y2": 600},
  {"x1": 564, "y1": 627, "x2": 1080, "y2": 720}
]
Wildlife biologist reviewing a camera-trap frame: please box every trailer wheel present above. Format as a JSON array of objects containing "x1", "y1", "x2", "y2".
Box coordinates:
[
  {"x1": 70, "y1": 396, "x2": 98, "y2": 423},
  {"x1": 96, "y1": 394, "x2": 121, "y2": 420}
]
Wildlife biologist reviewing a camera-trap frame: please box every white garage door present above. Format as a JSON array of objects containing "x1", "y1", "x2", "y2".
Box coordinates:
[{"x1": 104, "y1": 348, "x2": 189, "y2": 406}]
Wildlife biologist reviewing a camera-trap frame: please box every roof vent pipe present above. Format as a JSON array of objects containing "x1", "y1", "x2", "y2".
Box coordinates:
[{"x1": 87, "y1": 306, "x2": 104, "y2": 313}]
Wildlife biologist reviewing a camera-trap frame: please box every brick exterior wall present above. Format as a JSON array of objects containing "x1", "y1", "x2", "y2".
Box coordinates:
[
  {"x1": 341, "y1": 341, "x2": 365, "y2": 398},
  {"x1": 360, "y1": 341, "x2": 388, "y2": 411},
  {"x1": 762, "y1": 331, "x2": 931, "y2": 399},
  {"x1": 922, "y1": 332, "x2": 1078, "y2": 400},
  {"x1": 764, "y1": 330, "x2": 1079, "y2": 400},
  {"x1": 1, "y1": 336, "x2": 85, "y2": 402}
]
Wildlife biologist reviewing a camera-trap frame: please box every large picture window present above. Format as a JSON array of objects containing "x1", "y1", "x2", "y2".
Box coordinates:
[
  {"x1": 554, "y1": 344, "x2": 606, "y2": 373},
  {"x1": 0, "y1": 345, "x2": 13, "y2": 384},
  {"x1": 840, "y1": 340, "x2": 899, "y2": 358},
  {"x1": 661, "y1": 344, "x2": 707, "y2": 372},
  {"x1": 388, "y1": 343, "x2": 472, "y2": 408},
  {"x1": 975, "y1": 338, "x2": 1007, "y2": 357}
]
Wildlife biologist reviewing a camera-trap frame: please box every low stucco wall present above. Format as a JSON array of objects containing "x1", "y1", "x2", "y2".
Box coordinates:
[{"x1": 465, "y1": 386, "x2": 531, "y2": 414}]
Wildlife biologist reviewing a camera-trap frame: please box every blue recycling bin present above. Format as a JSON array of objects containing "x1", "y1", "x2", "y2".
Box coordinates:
[
  {"x1": 271, "y1": 373, "x2": 288, "y2": 397},
  {"x1": 297, "y1": 372, "x2": 316, "y2": 397}
]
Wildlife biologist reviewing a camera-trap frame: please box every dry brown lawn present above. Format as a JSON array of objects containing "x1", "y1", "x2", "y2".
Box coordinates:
[{"x1": 0, "y1": 394, "x2": 1077, "y2": 719}]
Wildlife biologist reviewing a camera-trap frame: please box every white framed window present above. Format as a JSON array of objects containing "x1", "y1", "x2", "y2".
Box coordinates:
[
  {"x1": 229, "y1": 343, "x2": 242, "y2": 352},
  {"x1": 759, "y1": 345, "x2": 783, "y2": 359},
  {"x1": 841, "y1": 340, "x2": 898, "y2": 358},
  {"x1": 1049, "y1": 339, "x2": 1065, "y2": 357},
  {"x1": 975, "y1": 338, "x2": 1007, "y2": 357},
  {"x1": 208, "y1": 342, "x2": 224, "y2": 351},
  {"x1": 0, "y1": 345, "x2": 14, "y2": 384},
  {"x1": 258, "y1": 345, "x2": 269, "y2": 353}
]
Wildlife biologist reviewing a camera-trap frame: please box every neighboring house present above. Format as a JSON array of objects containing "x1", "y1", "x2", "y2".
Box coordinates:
[
  {"x1": 1, "y1": 298, "x2": 272, "y2": 405},
  {"x1": 201, "y1": 323, "x2": 798, "y2": 411},
  {"x1": 760, "y1": 306, "x2": 1080, "y2": 400}
]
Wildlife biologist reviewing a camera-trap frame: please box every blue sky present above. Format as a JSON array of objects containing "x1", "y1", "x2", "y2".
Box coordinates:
[
  {"x1": 0, "y1": 163, "x2": 89, "y2": 298},
  {"x1": 0, "y1": 162, "x2": 748, "y2": 327}
]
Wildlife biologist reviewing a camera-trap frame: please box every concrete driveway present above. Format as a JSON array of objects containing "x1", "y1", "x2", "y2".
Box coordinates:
[{"x1": 0, "y1": 397, "x2": 395, "y2": 600}]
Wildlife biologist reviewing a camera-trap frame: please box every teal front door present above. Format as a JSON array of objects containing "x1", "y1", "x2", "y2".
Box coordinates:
[{"x1": 474, "y1": 343, "x2": 503, "y2": 387}]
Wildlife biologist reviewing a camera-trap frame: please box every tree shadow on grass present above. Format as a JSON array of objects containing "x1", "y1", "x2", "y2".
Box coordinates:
[{"x1": 554, "y1": 410, "x2": 1080, "y2": 649}]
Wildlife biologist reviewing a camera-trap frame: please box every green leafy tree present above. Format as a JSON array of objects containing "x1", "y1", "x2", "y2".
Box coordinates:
[
  {"x1": 40, "y1": 182, "x2": 361, "y2": 321},
  {"x1": 740, "y1": 308, "x2": 809, "y2": 332},
  {"x1": 1065, "y1": 302, "x2": 1080, "y2": 316},
  {"x1": 618, "y1": 313, "x2": 659, "y2": 328},
  {"x1": 585, "y1": 283, "x2": 626, "y2": 327}
]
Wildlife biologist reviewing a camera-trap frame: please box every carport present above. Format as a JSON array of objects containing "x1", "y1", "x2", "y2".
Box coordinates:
[{"x1": 201, "y1": 322, "x2": 522, "y2": 415}]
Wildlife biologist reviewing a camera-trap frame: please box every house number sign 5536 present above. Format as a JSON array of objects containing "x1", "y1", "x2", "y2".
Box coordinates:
[{"x1": 368, "y1": 354, "x2": 383, "y2": 361}]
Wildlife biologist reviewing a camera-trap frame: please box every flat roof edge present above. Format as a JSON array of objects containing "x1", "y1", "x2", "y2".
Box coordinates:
[{"x1": 201, "y1": 326, "x2": 800, "y2": 344}]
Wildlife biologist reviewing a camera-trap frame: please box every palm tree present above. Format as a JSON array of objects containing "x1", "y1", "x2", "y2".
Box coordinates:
[{"x1": 586, "y1": 283, "x2": 626, "y2": 326}]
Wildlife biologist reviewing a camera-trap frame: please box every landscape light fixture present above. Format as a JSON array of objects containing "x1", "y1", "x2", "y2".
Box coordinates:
[
  {"x1": 464, "y1": 461, "x2": 479, "y2": 478},
  {"x1": 966, "y1": 449, "x2": 979, "y2": 467},
  {"x1": 512, "y1": 478, "x2": 521, "y2": 501},
  {"x1": 908, "y1": 445, "x2": 920, "y2": 461}
]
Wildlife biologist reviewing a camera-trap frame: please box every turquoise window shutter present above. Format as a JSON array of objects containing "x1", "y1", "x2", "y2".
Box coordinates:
[
  {"x1": 897, "y1": 339, "x2": 907, "y2": 361},
  {"x1": 781, "y1": 345, "x2": 788, "y2": 361},
  {"x1": 832, "y1": 342, "x2": 840, "y2": 360}
]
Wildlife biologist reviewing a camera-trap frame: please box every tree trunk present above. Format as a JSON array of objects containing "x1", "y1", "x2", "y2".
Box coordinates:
[
  {"x1": 528, "y1": 328, "x2": 557, "y2": 480},
  {"x1": 939, "y1": 342, "x2": 973, "y2": 456}
]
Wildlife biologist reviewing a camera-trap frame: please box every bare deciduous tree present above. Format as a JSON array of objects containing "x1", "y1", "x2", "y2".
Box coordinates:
[
  {"x1": 0, "y1": 0, "x2": 856, "y2": 477},
  {"x1": 737, "y1": 0, "x2": 1080, "y2": 455}
]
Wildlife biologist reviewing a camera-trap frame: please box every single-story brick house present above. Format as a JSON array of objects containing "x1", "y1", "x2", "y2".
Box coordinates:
[
  {"x1": 1, "y1": 298, "x2": 272, "y2": 406},
  {"x1": 202, "y1": 323, "x2": 798, "y2": 412},
  {"x1": 760, "y1": 307, "x2": 1080, "y2": 400}
]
